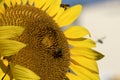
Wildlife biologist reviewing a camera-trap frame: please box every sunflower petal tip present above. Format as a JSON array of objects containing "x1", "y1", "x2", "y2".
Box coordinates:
[
  {"x1": 77, "y1": 4, "x2": 82, "y2": 8},
  {"x1": 75, "y1": 4, "x2": 82, "y2": 11},
  {"x1": 97, "y1": 53, "x2": 104, "y2": 60}
]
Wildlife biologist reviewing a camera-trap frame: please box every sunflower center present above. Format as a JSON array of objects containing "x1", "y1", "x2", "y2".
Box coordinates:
[{"x1": 0, "y1": 5, "x2": 70, "y2": 80}]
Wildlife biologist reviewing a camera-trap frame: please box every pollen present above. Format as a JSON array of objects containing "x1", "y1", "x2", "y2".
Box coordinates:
[{"x1": 0, "y1": 5, "x2": 70, "y2": 80}]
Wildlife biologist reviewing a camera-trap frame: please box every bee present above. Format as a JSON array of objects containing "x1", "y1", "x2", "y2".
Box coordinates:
[
  {"x1": 60, "y1": 4, "x2": 70, "y2": 10},
  {"x1": 53, "y1": 48, "x2": 63, "y2": 58},
  {"x1": 97, "y1": 36, "x2": 106, "y2": 44}
]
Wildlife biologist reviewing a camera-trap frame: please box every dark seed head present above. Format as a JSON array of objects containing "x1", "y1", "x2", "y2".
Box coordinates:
[{"x1": 0, "y1": 5, "x2": 70, "y2": 80}]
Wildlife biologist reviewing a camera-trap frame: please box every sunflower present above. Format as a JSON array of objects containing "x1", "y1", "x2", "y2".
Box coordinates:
[{"x1": 0, "y1": 0, "x2": 104, "y2": 80}]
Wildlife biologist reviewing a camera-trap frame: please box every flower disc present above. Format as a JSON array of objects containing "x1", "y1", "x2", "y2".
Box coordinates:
[{"x1": 0, "y1": 5, "x2": 70, "y2": 80}]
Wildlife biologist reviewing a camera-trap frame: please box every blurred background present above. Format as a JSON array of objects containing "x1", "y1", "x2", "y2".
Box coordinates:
[{"x1": 63, "y1": 0, "x2": 120, "y2": 80}]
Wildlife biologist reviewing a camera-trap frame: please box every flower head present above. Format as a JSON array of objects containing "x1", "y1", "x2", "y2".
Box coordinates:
[{"x1": 0, "y1": 0, "x2": 104, "y2": 80}]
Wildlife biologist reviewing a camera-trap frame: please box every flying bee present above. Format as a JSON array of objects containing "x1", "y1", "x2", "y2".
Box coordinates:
[
  {"x1": 60, "y1": 4, "x2": 70, "y2": 10},
  {"x1": 97, "y1": 36, "x2": 106, "y2": 44}
]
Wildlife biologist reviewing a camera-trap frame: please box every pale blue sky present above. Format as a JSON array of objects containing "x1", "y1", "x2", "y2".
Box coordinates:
[
  {"x1": 63, "y1": 0, "x2": 120, "y2": 80},
  {"x1": 62, "y1": 0, "x2": 106, "y2": 5}
]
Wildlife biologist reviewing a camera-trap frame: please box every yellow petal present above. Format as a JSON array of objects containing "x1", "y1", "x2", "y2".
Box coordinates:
[
  {"x1": 53, "y1": 7, "x2": 64, "y2": 20},
  {"x1": 0, "y1": 60, "x2": 7, "y2": 73},
  {"x1": 9, "y1": 0, "x2": 22, "y2": 7},
  {"x1": 0, "y1": 60, "x2": 10, "y2": 80},
  {"x1": 15, "y1": 0, "x2": 21, "y2": 4},
  {"x1": 10, "y1": 63, "x2": 40, "y2": 80},
  {"x1": 41, "y1": 0, "x2": 55, "y2": 11},
  {"x1": 71, "y1": 56, "x2": 98, "y2": 73},
  {"x1": 0, "y1": 0, "x2": 5, "y2": 13},
  {"x1": 10, "y1": 0, "x2": 16, "y2": 6},
  {"x1": 0, "y1": 69, "x2": 10, "y2": 80},
  {"x1": 4, "y1": 0, "x2": 11, "y2": 7},
  {"x1": 21, "y1": 0, "x2": 27, "y2": 5},
  {"x1": 70, "y1": 63, "x2": 100, "y2": 80},
  {"x1": 64, "y1": 26, "x2": 90, "y2": 38},
  {"x1": 69, "y1": 67, "x2": 91, "y2": 80},
  {"x1": 27, "y1": 0, "x2": 34, "y2": 5},
  {"x1": 46, "y1": 0, "x2": 61, "y2": 17},
  {"x1": 70, "y1": 47, "x2": 104, "y2": 60},
  {"x1": 0, "y1": 40, "x2": 26, "y2": 56},
  {"x1": 34, "y1": 0, "x2": 46, "y2": 8},
  {"x1": 68, "y1": 38, "x2": 96, "y2": 48},
  {"x1": 0, "y1": 59, "x2": 8, "y2": 67},
  {"x1": 55, "y1": 5, "x2": 82, "y2": 27},
  {"x1": 0, "y1": 26, "x2": 24, "y2": 39},
  {"x1": 9, "y1": 0, "x2": 24, "y2": 6},
  {"x1": 66, "y1": 73, "x2": 82, "y2": 80},
  {"x1": 5, "y1": 0, "x2": 26, "y2": 7}
]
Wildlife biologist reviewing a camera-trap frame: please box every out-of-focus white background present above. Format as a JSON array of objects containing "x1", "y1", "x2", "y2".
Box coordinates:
[
  {"x1": 76, "y1": 1, "x2": 120, "y2": 80},
  {"x1": 63, "y1": 0, "x2": 120, "y2": 80}
]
